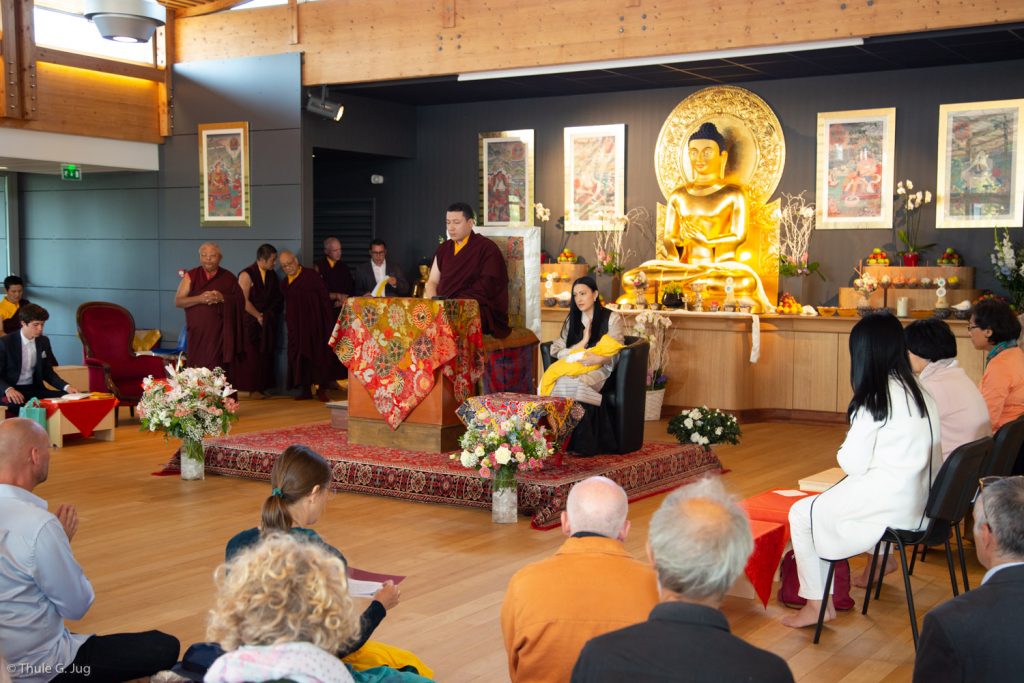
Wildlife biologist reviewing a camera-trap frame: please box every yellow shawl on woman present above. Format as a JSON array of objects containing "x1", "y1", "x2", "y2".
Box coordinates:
[{"x1": 539, "y1": 334, "x2": 626, "y2": 396}]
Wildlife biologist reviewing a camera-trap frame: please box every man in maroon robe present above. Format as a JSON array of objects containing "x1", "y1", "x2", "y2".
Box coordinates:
[
  {"x1": 279, "y1": 250, "x2": 343, "y2": 401},
  {"x1": 232, "y1": 243, "x2": 283, "y2": 396},
  {"x1": 175, "y1": 242, "x2": 245, "y2": 375},
  {"x1": 425, "y1": 202, "x2": 511, "y2": 338},
  {"x1": 314, "y1": 236, "x2": 355, "y2": 310}
]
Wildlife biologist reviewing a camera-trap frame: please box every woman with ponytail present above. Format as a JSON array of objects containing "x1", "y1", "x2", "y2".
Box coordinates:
[{"x1": 225, "y1": 445, "x2": 398, "y2": 658}]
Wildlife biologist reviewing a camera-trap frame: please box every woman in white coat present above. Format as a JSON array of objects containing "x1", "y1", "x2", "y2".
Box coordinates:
[{"x1": 782, "y1": 312, "x2": 941, "y2": 628}]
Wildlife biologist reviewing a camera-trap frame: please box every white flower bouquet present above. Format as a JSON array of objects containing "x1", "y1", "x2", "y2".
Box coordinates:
[
  {"x1": 667, "y1": 406, "x2": 741, "y2": 449},
  {"x1": 139, "y1": 359, "x2": 239, "y2": 461}
]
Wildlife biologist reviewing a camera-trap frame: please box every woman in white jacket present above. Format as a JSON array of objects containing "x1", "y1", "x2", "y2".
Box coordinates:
[{"x1": 782, "y1": 312, "x2": 941, "y2": 628}]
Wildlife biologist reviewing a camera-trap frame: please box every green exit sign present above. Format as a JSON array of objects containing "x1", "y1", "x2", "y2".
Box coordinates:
[{"x1": 61, "y1": 164, "x2": 82, "y2": 182}]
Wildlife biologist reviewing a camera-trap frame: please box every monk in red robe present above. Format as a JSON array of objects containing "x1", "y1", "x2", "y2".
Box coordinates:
[
  {"x1": 232, "y1": 243, "x2": 283, "y2": 396},
  {"x1": 279, "y1": 250, "x2": 343, "y2": 401},
  {"x1": 425, "y1": 202, "x2": 511, "y2": 338},
  {"x1": 175, "y1": 242, "x2": 245, "y2": 375},
  {"x1": 314, "y1": 236, "x2": 355, "y2": 309}
]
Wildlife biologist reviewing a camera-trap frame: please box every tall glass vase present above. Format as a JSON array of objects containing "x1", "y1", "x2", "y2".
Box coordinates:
[
  {"x1": 180, "y1": 437, "x2": 205, "y2": 481},
  {"x1": 491, "y1": 465, "x2": 518, "y2": 523}
]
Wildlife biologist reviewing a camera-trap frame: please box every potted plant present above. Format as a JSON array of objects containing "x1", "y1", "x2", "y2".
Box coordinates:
[
  {"x1": 893, "y1": 179, "x2": 934, "y2": 266},
  {"x1": 452, "y1": 411, "x2": 553, "y2": 523},
  {"x1": 667, "y1": 406, "x2": 741, "y2": 451},
  {"x1": 991, "y1": 228, "x2": 1024, "y2": 311},
  {"x1": 661, "y1": 282, "x2": 685, "y2": 308},
  {"x1": 777, "y1": 193, "x2": 825, "y2": 303},
  {"x1": 631, "y1": 310, "x2": 677, "y2": 420}
]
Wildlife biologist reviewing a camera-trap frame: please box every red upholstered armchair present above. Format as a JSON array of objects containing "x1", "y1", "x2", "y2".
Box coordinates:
[{"x1": 77, "y1": 302, "x2": 168, "y2": 423}]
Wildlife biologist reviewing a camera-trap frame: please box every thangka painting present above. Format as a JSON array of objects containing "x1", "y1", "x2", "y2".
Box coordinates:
[
  {"x1": 476, "y1": 226, "x2": 541, "y2": 336},
  {"x1": 564, "y1": 124, "x2": 626, "y2": 231},
  {"x1": 815, "y1": 108, "x2": 895, "y2": 230},
  {"x1": 479, "y1": 130, "x2": 534, "y2": 226},
  {"x1": 199, "y1": 121, "x2": 250, "y2": 227},
  {"x1": 937, "y1": 99, "x2": 1024, "y2": 229}
]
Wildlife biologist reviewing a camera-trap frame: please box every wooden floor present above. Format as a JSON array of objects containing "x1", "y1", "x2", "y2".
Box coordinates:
[{"x1": 41, "y1": 396, "x2": 978, "y2": 682}]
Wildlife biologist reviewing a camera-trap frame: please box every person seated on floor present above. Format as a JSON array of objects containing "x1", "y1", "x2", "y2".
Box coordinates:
[
  {"x1": 0, "y1": 418, "x2": 180, "y2": 683},
  {"x1": 905, "y1": 318, "x2": 991, "y2": 461},
  {"x1": 782, "y1": 313, "x2": 941, "y2": 629},
  {"x1": 913, "y1": 476, "x2": 1024, "y2": 683},
  {"x1": 206, "y1": 533, "x2": 362, "y2": 683},
  {"x1": 545, "y1": 276, "x2": 624, "y2": 455},
  {"x1": 500, "y1": 476, "x2": 658, "y2": 683},
  {"x1": 0, "y1": 304, "x2": 78, "y2": 406},
  {"x1": 571, "y1": 477, "x2": 794, "y2": 682},
  {"x1": 0, "y1": 275, "x2": 29, "y2": 336},
  {"x1": 225, "y1": 445, "x2": 432, "y2": 678},
  {"x1": 969, "y1": 299, "x2": 1024, "y2": 436}
]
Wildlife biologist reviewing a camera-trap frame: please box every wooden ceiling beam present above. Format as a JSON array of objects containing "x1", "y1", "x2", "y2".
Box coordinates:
[{"x1": 174, "y1": 0, "x2": 252, "y2": 19}]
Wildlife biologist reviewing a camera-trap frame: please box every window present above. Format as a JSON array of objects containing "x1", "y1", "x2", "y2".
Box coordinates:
[{"x1": 33, "y1": 5, "x2": 155, "y2": 65}]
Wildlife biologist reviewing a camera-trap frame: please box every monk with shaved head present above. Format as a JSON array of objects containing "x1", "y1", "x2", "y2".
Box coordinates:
[
  {"x1": 280, "y1": 251, "x2": 344, "y2": 401},
  {"x1": 175, "y1": 242, "x2": 245, "y2": 377},
  {"x1": 0, "y1": 418, "x2": 179, "y2": 681},
  {"x1": 314, "y1": 236, "x2": 355, "y2": 309}
]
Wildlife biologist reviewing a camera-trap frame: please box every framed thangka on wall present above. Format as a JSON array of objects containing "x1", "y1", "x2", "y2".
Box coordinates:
[
  {"x1": 198, "y1": 121, "x2": 250, "y2": 227},
  {"x1": 564, "y1": 124, "x2": 625, "y2": 231},
  {"x1": 815, "y1": 108, "x2": 895, "y2": 230},
  {"x1": 479, "y1": 130, "x2": 534, "y2": 226},
  {"x1": 936, "y1": 99, "x2": 1024, "y2": 228}
]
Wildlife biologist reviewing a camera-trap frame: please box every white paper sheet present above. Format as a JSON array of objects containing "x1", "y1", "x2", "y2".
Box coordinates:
[
  {"x1": 348, "y1": 578, "x2": 384, "y2": 598},
  {"x1": 772, "y1": 489, "x2": 807, "y2": 497}
]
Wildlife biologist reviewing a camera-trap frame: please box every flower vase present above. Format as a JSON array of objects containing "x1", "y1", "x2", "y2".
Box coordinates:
[
  {"x1": 644, "y1": 388, "x2": 666, "y2": 421},
  {"x1": 491, "y1": 465, "x2": 518, "y2": 524},
  {"x1": 594, "y1": 272, "x2": 621, "y2": 305},
  {"x1": 180, "y1": 437, "x2": 205, "y2": 481}
]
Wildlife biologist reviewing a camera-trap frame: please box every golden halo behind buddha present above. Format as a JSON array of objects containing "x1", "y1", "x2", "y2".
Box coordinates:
[{"x1": 655, "y1": 86, "x2": 785, "y2": 203}]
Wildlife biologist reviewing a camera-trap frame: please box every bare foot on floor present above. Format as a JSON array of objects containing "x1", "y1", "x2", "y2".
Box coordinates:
[
  {"x1": 852, "y1": 560, "x2": 897, "y2": 588},
  {"x1": 780, "y1": 600, "x2": 836, "y2": 628}
]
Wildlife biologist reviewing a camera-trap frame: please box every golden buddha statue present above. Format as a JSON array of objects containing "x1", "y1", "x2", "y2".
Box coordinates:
[
  {"x1": 411, "y1": 263, "x2": 430, "y2": 298},
  {"x1": 621, "y1": 122, "x2": 775, "y2": 312},
  {"x1": 619, "y1": 86, "x2": 784, "y2": 313}
]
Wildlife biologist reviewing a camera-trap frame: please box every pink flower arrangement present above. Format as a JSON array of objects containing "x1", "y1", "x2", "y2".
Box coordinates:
[{"x1": 452, "y1": 411, "x2": 552, "y2": 478}]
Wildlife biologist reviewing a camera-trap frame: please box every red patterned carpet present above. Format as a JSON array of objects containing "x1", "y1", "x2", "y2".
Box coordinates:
[{"x1": 161, "y1": 422, "x2": 723, "y2": 529}]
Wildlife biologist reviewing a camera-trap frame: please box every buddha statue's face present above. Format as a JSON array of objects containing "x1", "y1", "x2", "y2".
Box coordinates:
[
  {"x1": 688, "y1": 139, "x2": 727, "y2": 180},
  {"x1": 418, "y1": 264, "x2": 429, "y2": 278}
]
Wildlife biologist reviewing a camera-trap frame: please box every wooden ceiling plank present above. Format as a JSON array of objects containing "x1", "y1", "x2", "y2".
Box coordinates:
[
  {"x1": 174, "y1": 0, "x2": 253, "y2": 19},
  {"x1": 37, "y1": 46, "x2": 165, "y2": 82}
]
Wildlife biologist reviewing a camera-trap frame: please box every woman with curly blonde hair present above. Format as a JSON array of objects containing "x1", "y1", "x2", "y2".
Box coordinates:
[{"x1": 206, "y1": 532, "x2": 360, "y2": 682}]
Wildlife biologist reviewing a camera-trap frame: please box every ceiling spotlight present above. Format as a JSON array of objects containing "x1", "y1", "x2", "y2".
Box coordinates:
[
  {"x1": 306, "y1": 87, "x2": 344, "y2": 122},
  {"x1": 84, "y1": 0, "x2": 166, "y2": 44}
]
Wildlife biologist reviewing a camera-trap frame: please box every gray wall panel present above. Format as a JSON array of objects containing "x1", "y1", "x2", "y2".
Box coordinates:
[
  {"x1": 172, "y1": 54, "x2": 302, "y2": 133},
  {"x1": 22, "y1": 188, "x2": 160, "y2": 239},
  {"x1": 27, "y1": 287, "x2": 162, "y2": 336},
  {"x1": 24, "y1": 239, "x2": 160, "y2": 289},
  {"x1": 158, "y1": 185, "x2": 302, "y2": 241},
  {"x1": 161, "y1": 129, "x2": 303, "y2": 189},
  {"x1": 21, "y1": 172, "x2": 158, "y2": 192},
  {"x1": 48, "y1": 335, "x2": 83, "y2": 368}
]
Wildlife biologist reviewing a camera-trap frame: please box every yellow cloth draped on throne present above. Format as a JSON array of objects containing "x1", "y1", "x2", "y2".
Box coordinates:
[{"x1": 539, "y1": 335, "x2": 626, "y2": 396}]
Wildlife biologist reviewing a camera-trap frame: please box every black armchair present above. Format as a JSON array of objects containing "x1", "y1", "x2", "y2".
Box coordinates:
[{"x1": 541, "y1": 335, "x2": 649, "y2": 455}]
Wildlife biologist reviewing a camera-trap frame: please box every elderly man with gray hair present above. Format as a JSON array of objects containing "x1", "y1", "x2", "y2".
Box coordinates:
[
  {"x1": 571, "y1": 478, "x2": 794, "y2": 682},
  {"x1": 500, "y1": 476, "x2": 659, "y2": 683},
  {"x1": 913, "y1": 476, "x2": 1024, "y2": 682}
]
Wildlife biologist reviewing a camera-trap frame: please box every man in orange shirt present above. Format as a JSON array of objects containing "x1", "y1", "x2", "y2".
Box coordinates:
[{"x1": 500, "y1": 476, "x2": 658, "y2": 683}]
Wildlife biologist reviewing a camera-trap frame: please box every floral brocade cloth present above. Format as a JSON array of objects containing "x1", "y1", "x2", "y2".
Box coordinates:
[
  {"x1": 329, "y1": 297, "x2": 485, "y2": 428},
  {"x1": 456, "y1": 392, "x2": 585, "y2": 451}
]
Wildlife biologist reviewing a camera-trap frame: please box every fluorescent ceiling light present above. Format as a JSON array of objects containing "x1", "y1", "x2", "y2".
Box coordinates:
[{"x1": 458, "y1": 38, "x2": 864, "y2": 81}]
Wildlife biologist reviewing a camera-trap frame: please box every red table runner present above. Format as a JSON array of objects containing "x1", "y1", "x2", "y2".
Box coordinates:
[
  {"x1": 740, "y1": 489, "x2": 813, "y2": 545},
  {"x1": 330, "y1": 297, "x2": 485, "y2": 428},
  {"x1": 744, "y1": 519, "x2": 788, "y2": 607},
  {"x1": 40, "y1": 395, "x2": 119, "y2": 438}
]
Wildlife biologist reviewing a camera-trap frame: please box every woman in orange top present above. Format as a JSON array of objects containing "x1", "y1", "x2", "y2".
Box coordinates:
[{"x1": 969, "y1": 299, "x2": 1024, "y2": 434}]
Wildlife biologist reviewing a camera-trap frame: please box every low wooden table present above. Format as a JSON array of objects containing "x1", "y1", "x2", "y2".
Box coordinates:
[{"x1": 41, "y1": 396, "x2": 118, "y2": 448}]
